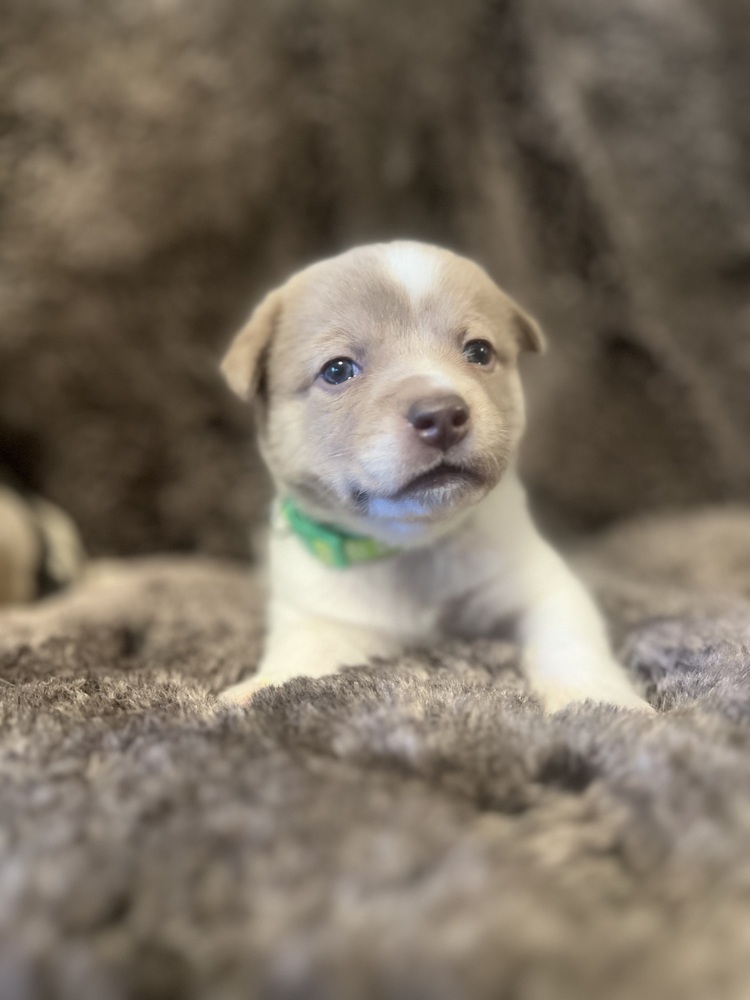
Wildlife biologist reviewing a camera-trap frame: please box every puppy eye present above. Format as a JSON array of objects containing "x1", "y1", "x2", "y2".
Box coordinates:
[
  {"x1": 462, "y1": 339, "x2": 494, "y2": 366},
  {"x1": 320, "y1": 357, "x2": 361, "y2": 385}
]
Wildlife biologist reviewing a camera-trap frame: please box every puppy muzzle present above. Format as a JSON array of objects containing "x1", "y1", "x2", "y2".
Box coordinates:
[{"x1": 407, "y1": 393, "x2": 471, "y2": 452}]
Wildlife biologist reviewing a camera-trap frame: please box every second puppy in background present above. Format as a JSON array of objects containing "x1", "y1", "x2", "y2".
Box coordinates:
[{"x1": 220, "y1": 241, "x2": 652, "y2": 714}]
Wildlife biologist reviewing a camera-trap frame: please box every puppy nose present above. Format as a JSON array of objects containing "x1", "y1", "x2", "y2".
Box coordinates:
[{"x1": 407, "y1": 394, "x2": 471, "y2": 450}]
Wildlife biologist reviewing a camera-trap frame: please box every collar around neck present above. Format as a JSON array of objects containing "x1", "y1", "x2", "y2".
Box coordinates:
[{"x1": 281, "y1": 498, "x2": 399, "y2": 568}]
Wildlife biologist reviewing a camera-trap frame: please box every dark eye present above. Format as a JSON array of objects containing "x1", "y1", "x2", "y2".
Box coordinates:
[
  {"x1": 320, "y1": 357, "x2": 361, "y2": 385},
  {"x1": 462, "y1": 339, "x2": 494, "y2": 366}
]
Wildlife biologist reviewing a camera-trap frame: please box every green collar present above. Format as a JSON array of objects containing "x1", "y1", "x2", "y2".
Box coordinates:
[{"x1": 281, "y1": 498, "x2": 398, "y2": 568}]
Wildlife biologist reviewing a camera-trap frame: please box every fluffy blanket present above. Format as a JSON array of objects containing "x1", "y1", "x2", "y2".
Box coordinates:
[
  {"x1": 4, "y1": 0, "x2": 750, "y2": 557},
  {"x1": 2, "y1": 505, "x2": 750, "y2": 999}
]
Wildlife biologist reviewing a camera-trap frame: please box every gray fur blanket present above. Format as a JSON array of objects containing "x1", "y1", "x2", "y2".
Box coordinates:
[{"x1": 2, "y1": 505, "x2": 750, "y2": 1000}]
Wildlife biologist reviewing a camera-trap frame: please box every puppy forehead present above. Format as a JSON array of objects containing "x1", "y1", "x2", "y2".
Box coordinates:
[
  {"x1": 280, "y1": 242, "x2": 508, "y2": 340},
  {"x1": 381, "y1": 243, "x2": 443, "y2": 304},
  {"x1": 277, "y1": 249, "x2": 406, "y2": 338}
]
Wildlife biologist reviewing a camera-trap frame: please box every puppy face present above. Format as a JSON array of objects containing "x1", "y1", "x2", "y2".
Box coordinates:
[{"x1": 222, "y1": 242, "x2": 544, "y2": 543}]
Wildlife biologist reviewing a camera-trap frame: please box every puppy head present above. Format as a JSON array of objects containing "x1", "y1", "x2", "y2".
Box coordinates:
[{"x1": 222, "y1": 242, "x2": 544, "y2": 544}]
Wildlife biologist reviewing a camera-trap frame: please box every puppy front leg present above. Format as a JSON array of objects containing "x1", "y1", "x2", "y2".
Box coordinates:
[
  {"x1": 219, "y1": 612, "x2": 402, "y2": 705},
  {"x1": 512, "y1": 540, "x2": 652, "y2": 713},
  {"x1": 456, "y1": 531, "x2": 652, "y2": 713}
]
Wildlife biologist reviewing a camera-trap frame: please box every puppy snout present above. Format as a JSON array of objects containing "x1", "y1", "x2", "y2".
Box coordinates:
[{"x1": 407, "y1": 394, "x2": 470, "y2": 451}]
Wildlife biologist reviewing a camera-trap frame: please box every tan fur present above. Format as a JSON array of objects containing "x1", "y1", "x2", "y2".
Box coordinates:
[
  {"x1": 224, "y1": 243, "x2": 541, "y2": 543},
  {"x1": 220, "y1": 289, "x2": 283, "y2": 401},
  {"x1": 219, "y1": 241, "x2": 651, "y2": 713},
  {"x1": 0, "y1": 487, "x2": 40, "y2": 605}
]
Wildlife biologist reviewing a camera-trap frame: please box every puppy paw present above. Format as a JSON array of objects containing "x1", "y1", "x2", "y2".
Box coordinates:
[
  {"x1": 537, "y1": 680, "x2": 655, "y2": 715},
  {"x1": 218, "y1": 676, "x2": 278, "y2": 706}
]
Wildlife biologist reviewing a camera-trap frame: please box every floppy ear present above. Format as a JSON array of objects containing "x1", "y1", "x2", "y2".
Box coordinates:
[
  {"x1": 512, "y1": 303, "x2": 547, "y2": 354},
  {"x1": 220, "y1": 289, "x2": 283, "y2": 401}
]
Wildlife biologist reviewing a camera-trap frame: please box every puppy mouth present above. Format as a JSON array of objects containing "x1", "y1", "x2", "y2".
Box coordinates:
[
  {"x1": 350, "y1": 459, "x2": 499, "y2": 521},
  {"x1": 391, "y1": 462, "x2": 485, "y2": 500}
]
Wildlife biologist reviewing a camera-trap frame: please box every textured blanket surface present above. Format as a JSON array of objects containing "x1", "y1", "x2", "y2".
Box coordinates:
[
  {"x1": 4, "y1": 1, "x2": 750, "y2": 995},
  {"x1": 2, "y1": 506, "x2": 750, "y2": 1000}
]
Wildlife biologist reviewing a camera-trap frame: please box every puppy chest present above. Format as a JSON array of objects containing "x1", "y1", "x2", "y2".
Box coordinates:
[{"x1": 269, "y1": 538, "x2": 463, "y2": 638}]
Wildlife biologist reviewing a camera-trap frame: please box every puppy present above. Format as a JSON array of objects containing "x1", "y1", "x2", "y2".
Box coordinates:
[
  {"x1": 0, "y1": 483, "x2": 84, "y2": 605},
  {"x1": 219, "y1": 241, "x2": 651, "y2": 713}
]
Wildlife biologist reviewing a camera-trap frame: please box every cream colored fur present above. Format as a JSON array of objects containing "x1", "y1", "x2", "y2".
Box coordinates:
[
  {"x1": 0, "y1": 486, "x2": 40, "y2": 605},
  {"x1": 220, "y1": 241, "x2": 651, "y2": 713}
]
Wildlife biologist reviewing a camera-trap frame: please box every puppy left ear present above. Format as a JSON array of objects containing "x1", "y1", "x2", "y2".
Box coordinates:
[
  {"x1": 512, "y1": 305, "x2": 547, "y2": 354},
  {"x1": 220, "y1": 289, "x2": 283, "y2": 401}
]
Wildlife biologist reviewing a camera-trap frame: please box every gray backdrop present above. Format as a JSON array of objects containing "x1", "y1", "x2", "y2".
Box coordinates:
[{"x1": 2, "y1": 0, "x2": 749, "y2": 554}]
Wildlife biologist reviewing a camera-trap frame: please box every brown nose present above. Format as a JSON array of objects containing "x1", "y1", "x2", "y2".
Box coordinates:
[{"x1": 407, "y1": 394, "x2": 471, "y2": 451}]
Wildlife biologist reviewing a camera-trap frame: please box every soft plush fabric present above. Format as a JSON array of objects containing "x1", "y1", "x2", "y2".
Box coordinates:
[
  {"x1": 4, "y1": 0, "x2": 750, "y2": 994},
  {"x1": 2, "y1": 506, "x2": 750, "y2": 999},
  {"x1": 2, "y1": 0, "x2": 750, "y2": 555}
]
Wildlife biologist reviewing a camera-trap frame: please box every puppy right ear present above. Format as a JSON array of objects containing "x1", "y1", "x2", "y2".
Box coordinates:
[
  {"x1": 512, "y1": 304, "x2": 547, "y2": 355},
  {"x1": 220, "y1": 289, "x2": 283, "y2": 401}
]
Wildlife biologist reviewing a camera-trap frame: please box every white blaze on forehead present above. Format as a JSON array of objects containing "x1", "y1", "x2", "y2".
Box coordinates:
[{"x1": 382, "y1": 243, "x2": 442, "y2": 304}]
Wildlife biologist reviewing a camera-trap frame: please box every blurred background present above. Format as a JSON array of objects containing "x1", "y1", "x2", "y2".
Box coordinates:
[{"x1": 2, "y1": 0, "x2": 750, "y2": 562}]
